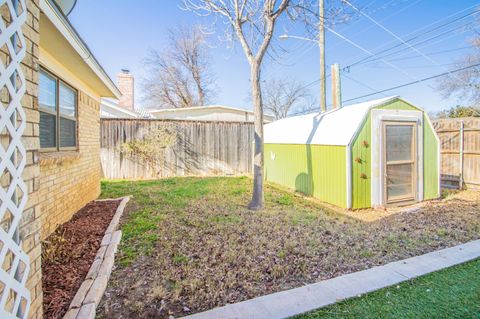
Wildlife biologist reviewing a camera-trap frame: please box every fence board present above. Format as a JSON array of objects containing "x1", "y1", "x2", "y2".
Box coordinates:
[
  {"x1": 433, "y1": 117, "x2": 480, "y2": 189},
  {"x1": 100, "y1": 119, "x2": 254, "y2": 179}
]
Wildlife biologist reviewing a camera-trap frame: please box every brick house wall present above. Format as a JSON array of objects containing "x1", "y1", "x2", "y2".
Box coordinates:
[
  {"x1": 4, "y1": 0, "x2": 103, "y2": 317},
  {"x1": 38, "y1": 91, "x2": 101, "y2": 239},
  {"x1": 1, "y1": 0, "x2": 109, "y2": 317}
]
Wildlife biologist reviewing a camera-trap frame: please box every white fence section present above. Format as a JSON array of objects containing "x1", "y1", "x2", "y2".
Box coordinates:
[{"x1": 0, "y1": 0, "x2": 31, "y2": 317}]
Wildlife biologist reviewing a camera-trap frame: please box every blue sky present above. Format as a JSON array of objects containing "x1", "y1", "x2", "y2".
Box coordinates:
[{"x1": 69, "y1": 1, "x2": 480, "y2": 114}]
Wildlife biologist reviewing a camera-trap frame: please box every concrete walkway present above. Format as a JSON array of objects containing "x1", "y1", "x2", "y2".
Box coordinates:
[{"x1": 183, "y1": 239, "x2": 480, "y2": 319}]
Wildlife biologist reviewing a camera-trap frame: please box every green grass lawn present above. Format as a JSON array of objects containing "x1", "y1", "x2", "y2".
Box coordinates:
[
  {"x1": 98, "y1": 177, "x2": 480, "y2": 319},
  {"x1": 297, "y1": 258, "x2": 480, "y2": 319}
]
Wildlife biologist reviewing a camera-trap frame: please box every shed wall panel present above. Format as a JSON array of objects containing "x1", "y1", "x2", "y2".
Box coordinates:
[
  {"x1": 380, "y1": 100, "x2": 419, "y2": 111},
  {"x1": 351, "y1": 113, "x2": 372, "y2": 209},
  {"x1": 264, "y1": 144, "x2": 346, "y2": 207}
]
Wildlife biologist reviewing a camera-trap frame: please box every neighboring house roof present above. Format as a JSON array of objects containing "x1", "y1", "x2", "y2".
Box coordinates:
[
  {"x1": 100, "y1": 99, "x2": 152, "y2": 119},
  {"x1": 149, "y1": 105, "x2": 275, "y2": 122},
  {"x1": 135, "y1": 108, "x2": 153, "y2": 119},
  {"x1": 264, "y1": 96, "x2": 421, "y2": 146},
  {"x1": 101, "y1": 99, "x2": 141, "y2": 119},
  {"x1": 40, "y1": 0, "x2": 121, "y2": 98},
  {"x1": 150, "y1": 105, "x2": 253, "y2": 114}
]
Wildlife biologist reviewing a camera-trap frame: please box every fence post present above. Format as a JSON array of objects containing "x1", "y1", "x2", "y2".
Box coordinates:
[{"x1": 459, "y1": 121, "x2": 464, "y2": 190}]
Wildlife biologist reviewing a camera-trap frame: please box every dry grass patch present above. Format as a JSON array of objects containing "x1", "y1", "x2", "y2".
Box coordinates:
[{"x1": 97, "y1": 177, "x2": 480, "y2": 319}]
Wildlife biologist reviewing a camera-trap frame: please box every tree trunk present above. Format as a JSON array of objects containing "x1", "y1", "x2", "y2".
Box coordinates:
[
  {"x1": 194, "y1": 76, "x2": 205, "y2": 106},
  {"x1": 198, "y1": 86, "x2": 205, "y2": 106},
  {"x1": 248, "y1": 62, "x2": 264, "y2": 210}
]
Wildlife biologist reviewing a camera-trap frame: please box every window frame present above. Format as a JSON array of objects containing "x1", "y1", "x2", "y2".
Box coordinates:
[{"x1": 39, "y1": 67, "x2": 79, "y2": 152}]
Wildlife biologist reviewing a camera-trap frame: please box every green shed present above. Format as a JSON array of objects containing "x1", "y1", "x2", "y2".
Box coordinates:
[{"x1": 264, "y1": 96, "x2": 440, "y2": 209}]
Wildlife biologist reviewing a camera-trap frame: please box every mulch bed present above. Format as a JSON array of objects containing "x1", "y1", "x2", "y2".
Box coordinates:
[{"x1": 42, "y1": 199, "x2": 121, "y2": 319}]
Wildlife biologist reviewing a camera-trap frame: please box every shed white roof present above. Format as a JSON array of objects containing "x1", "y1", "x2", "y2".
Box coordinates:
[{"x1": 264, "y1": 96, "x2": 404, "y2": 146}]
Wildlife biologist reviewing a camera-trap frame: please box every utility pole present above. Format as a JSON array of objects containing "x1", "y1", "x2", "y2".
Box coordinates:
[
  {"x1": 331, "y1": 63, "x2": 342, "y2": 109},
  {"x1": 319, "y1": 0, "x2": 326, "y2": 113}
]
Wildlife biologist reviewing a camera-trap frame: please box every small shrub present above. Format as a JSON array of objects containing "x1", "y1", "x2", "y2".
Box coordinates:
[
  {"x1": 359, "y1": 249, "x2": 375, "y2": 258},
  {"x1": 172, "y1": 254, "x2": 189, "y2": 265},
  {"x1": 441, "y1": 188, "x2": 459, "y2": 200},
  {"x1": 276, "y1": 194, "x2": 294, "y2": 206},
  {"x1": 42, "y1": 227, "x2": 74, "y2": 264},
  {"x1": 436, "y1": 228, "x2": 449, "y2": 237},
  {"x1": 121, "y1": 127, "x2": 177, "y2": 172}
]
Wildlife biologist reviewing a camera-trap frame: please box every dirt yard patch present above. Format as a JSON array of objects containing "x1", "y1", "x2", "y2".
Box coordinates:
[
  {"x1": 42, "y1": 200, "x2": 121, "y2": 319},
  {"x1": 97, "y1": 177, "x2": 480, "y2": 319}
]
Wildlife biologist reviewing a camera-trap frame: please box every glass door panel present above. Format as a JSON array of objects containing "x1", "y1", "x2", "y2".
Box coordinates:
[
  {"x1": 384, "y1": 123, "x2": 416, "y2": 203},
  {"x1": 386, "y1": 125, "x2": 413, "y2": 162}
]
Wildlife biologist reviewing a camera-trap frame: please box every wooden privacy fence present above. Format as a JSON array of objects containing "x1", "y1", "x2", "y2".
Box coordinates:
[
  {"x1": 100, "y1": 119, "x2": 254, "y2": 179},
  {"x1": 433, "y1": 117, "x2": 480, "y2": 189}
]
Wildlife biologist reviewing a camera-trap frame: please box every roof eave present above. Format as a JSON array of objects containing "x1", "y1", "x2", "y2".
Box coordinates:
[{"x1": 41, "y1": 0, "x2": 121, "y2": 99}]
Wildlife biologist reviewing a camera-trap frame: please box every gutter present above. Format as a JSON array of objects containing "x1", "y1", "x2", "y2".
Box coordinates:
[{"x1": 41, "y1": 0, "x2": 122, "y2": 98}]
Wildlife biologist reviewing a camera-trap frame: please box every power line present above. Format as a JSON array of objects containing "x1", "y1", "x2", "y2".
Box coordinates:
[
  {"x1": 343, "y1": 73, "x2": 387, "y2": 96},
  {"x1": 297, "y1": 28, "x2": 475, "y2": 92},
  {"x1": 369, "y1": 62, "x2": 458, "y2": 69},
  {"x1": 301, "y1": 34, "x2": 475, "y2": 91},
  {"x1": 349, "y1": 14, "x2": 479, "y2": 68},
  {"x1": 353, "y1": 21, "x2": 478, "y2": 67},
  {"x1": 325, "y1": 26, "x2": 436, "y2": 88},
  {"x1": 341, "y1": 3, "x2": 480, "y2": 68},
  {"x1": 290, "y1": 3, "x2": 480, "y2": 112},
  {"x1": 329, "y1": 0, "x2": 422, "y2": 52},
  {"x1": 288, "y1": 73, "x2": 366, "y2": 116},
  {"x1": 289, "y1": 61, "x2": 480, "y2": 116},
  {"x1": 343, "y1": 0, "x2": 463, "y2": 70},
  {"x1": 292, "y1": 5, "x2": 479, "y2": 91},
  {"x1": 343, "y1": 61, "x2": 480, "y2": 103},
  {"x1": 387, "y1": 46, "x2": 471, "y2": 63},
  {"x1": 280, "y1": 3, "x2": 478, "y2": 91}
]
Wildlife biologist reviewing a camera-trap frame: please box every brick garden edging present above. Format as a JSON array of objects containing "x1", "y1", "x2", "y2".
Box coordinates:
[{"x1": 63, "y1": 196, "x2": 130, "y2": 319}]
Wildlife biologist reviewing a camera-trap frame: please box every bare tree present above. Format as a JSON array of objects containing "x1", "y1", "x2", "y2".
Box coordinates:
[
  {"x1": 143, "y1": 25, "x2": 215, "y2": 109},
  {"x1": 438, "y1": 38, "x2": 480, "y2": 105},
  {"x1": 183, "y1": 0, "x2": 349, "y2": 210},
  {"x1": 263, "y1": 78, "x2": 313, "y2": 119}
]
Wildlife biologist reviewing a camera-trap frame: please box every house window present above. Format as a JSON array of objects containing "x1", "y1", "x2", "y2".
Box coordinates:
[{"x1": 39, "y1": 68, "x2": 78, "y2": 150}]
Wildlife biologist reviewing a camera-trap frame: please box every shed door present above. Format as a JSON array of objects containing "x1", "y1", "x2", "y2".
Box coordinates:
[{"x1": 383, "y1": 122, "x2": 417, "y2": 204}]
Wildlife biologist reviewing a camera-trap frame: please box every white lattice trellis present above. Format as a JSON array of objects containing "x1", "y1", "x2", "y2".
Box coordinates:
[{"x1": 0, "y1": 0, "x2": 31, "y2": 317}]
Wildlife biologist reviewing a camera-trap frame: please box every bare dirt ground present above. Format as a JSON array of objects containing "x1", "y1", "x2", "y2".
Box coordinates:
[{"x1": 97, "y1": 177, "x2": 480, "y2": 319}]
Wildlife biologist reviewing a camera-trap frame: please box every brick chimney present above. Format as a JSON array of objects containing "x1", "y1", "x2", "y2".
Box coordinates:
[{"x1": 117, "y1": 69, "x2": 134, "y2": 110}]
